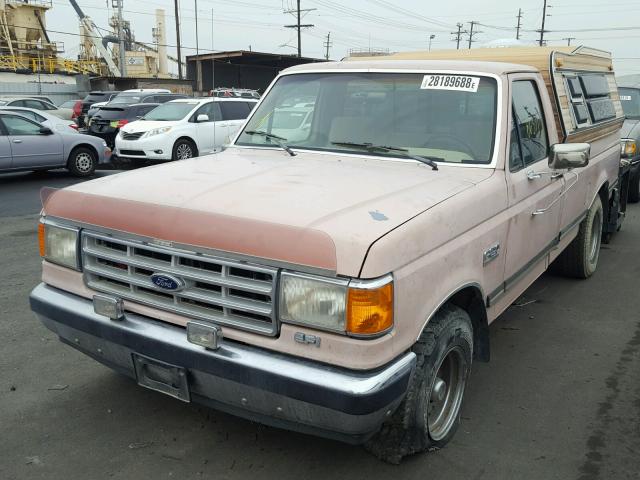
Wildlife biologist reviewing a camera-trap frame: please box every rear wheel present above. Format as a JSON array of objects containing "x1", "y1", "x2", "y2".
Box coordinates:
[
  {"x1": 365, "y1": 305, "x2": 473, "y2": 464},
  {"x1": 553, "y1": 194, "x2": 603, "y2": 278},
  {"x1": 628, "y1": 169, "x2": 640, "y2": 203},
  {"x1": 172, "y1": 139, "x2": 197, "y2": 161},
  {"x1": 67, "y1": 146, "x2": 97, "y2": 177}
]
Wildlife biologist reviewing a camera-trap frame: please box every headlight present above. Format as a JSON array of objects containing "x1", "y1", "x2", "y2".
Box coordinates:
[
  {"x1": 142, "y1": 126, "x2": 172, "y2": 138},
  {"x1": 279, "y1": 272, "x2": 393, "y2": 336},
  {"x1": 621, "y1": 139, "x2": 637, "y2": 158},
  {"x1": 38, "y1": 222, "x2": 80, "y2": 270},
  {"x1": 102, "y1": 140, "x2": 108, "y2": 147}
]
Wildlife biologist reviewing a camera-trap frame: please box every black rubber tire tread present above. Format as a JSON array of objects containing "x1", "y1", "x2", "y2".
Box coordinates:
[
  {"x1": 66, "y1": 146, "x2": 97, "y2": 177},
  {"x1": 171, "y1": 138, "x2": 197, "y2": 161},
  {"x1": 628, "y1": 170, "x2": 640, "y2": 203},
  {"x1": 364, "y1": 304, "x2": 473, "y2": 464},
  {"x1": 553, "y1": 194, "x2": 603, "y2": 279}
]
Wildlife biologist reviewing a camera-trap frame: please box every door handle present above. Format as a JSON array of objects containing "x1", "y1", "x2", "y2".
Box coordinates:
[
  {"x1": 12, "y1": 139, "x2": 22, "y2": 143},
  {"x1": 532, "y1": 171, "x2": 579, "y2": 216},
  {"x1": 527, "y1": 170, "x2": 563, "y2": 180}
]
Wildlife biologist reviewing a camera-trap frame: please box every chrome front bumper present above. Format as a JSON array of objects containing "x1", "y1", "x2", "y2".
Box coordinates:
[{"x1": 29, "y1": 283, "x2": 415, "y2": 444}]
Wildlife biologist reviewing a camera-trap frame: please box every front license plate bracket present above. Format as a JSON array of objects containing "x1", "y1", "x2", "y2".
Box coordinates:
[{"x1": 132, "y1": 353, "x2": 190, "y2": 402}]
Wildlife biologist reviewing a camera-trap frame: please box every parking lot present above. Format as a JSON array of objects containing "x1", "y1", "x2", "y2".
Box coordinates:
[{"x1": 1, "y1": 169, "x2": 639, "y2": 480}]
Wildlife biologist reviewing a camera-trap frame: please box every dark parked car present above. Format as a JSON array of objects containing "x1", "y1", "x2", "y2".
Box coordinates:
[
  {"x1": 77, "y1": 91, "x2": 120, "y2": 128},
  {"x1": 88, "y1": 103, "x2": 160, "y2": 148},
  {"x1": 619, "y1": 81, "x2": 640, "y2": 202},
  {"x1": 85, "y1": 92, "x2": 188, "y2": 128}
]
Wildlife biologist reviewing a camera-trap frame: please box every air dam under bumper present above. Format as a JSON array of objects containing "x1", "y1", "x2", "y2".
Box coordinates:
[{"x1": 29, "y1": 283, "x2": 415, "y2": 444}]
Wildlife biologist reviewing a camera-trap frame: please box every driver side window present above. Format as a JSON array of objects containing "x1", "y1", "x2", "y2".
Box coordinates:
[
  {"x1": 1, "y1": 115, "x2": 44, "y2": 135},
  {"x1": 510, "y1": 80, "x2": 549, "y2": 171}
]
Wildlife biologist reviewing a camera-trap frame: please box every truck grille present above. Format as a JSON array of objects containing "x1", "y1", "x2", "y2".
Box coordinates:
[
  {"x1": 81, "y1": 231, "x2": 279, "y2": 336},
  {"x1": 121, "y1": 132, "x2": 144, "y2": 140}
]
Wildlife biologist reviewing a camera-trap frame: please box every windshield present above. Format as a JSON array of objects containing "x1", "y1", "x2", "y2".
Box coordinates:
[
  {"x1": 143, "y1": 102, "x2": 197, "y2": 121},
  {"x1": 620, "y1": 87, "x2": 640, "y2": 120},
  {"x1": 236, "y1": 72, "x2": 498, "y2": 164}
]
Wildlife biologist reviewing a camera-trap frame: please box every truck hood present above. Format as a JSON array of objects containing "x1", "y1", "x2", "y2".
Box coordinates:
[
  {"x1": 621, "y1": 119, "x2": 640, "y2": 139},
  {"x1": 44, "y1": 148, "x2": 495, "y2": 276}
]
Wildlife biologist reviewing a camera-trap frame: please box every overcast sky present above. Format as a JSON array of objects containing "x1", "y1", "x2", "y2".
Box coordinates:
[{"x1": 45, "y1": 0, "x2": 640, "y2": 76}]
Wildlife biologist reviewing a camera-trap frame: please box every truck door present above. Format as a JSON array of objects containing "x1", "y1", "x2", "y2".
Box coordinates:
[
  {"x1": 0, "y1": 114, "x2": 64, "y2": 168},
  {"x1": 503, "y1": 76, "x2": 565, "y2": 290}
]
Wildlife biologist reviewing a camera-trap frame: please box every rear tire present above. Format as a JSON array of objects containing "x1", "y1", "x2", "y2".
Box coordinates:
[
  {"x1": 553, "y1": 194, "x2": 603, "y2": 279},
  {"x1": 365, "y1": 305, "x2": 473, "y2": 464},
  {"x1": 172, "y1": 139, "x2": 197, "y2": 161},
  {"x1": 67, "y1": 146, "x2": 97, "y2": 177}
]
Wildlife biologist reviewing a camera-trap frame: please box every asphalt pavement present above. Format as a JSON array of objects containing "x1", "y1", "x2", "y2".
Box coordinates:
[{"x1": 1, "y1": 169, "x2": 639, "y2": 480}]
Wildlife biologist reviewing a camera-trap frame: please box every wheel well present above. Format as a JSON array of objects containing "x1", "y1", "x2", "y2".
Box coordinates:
[
  {"x1": 597, "y1": 181, "x2": 609, "y2": 226},
  {"x1": 67, "y1": 144, "x2": 98, "y2": 164},
  {"x1": 446, "y1": 286, "x2": 490, "y2": 362},
  {"x1": 174, "y1": 136, "x2": 198, "y2": 155}
]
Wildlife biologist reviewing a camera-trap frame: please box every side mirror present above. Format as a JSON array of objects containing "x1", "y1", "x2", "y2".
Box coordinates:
[
  {"x1": 39, "y1": 126, "x2": 53, "y2": 135},
  {"x1": 196, "y1": 114, "x2": 209, "y2": 122},
  {"x1": 548, "y1": 143, "x2": 590, "y2": 170}
]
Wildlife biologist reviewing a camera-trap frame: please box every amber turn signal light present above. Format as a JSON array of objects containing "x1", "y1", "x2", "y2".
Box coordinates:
[
  {"x1": 346, "y1": 282, "x2": 393, "y2": 335},
  {"x1": 38, "y1": 223, "x2": 46, "y2": 257}
]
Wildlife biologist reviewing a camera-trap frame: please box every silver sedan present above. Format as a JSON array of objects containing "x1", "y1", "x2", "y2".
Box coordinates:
[
  {"x1": 0, "y1": 111, "x2": 111, "y2": 177},
  {"x1": 0, "y1": 106, "x2": 79, "y2": 134}
]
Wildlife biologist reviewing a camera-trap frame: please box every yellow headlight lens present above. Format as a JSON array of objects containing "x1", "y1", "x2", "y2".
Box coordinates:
[{"x1": 346, "y1": 282, "x2": 393, "y2": 335}]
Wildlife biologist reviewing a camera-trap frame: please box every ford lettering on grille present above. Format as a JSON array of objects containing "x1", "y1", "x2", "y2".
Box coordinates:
[
  {"x1": 150, "y1": 273, "x2": 184, "y2": 291},
  {"x1": 81, "y1": 231, "x2": 279, "y2": 336}
]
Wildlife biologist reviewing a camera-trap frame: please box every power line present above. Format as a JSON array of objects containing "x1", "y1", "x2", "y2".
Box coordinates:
[
  {"x1": 467, "y1": 21, "x2": 482, "y2": 49},
  {"x1": 284, "y1": 0, "x2": 315, "y2": 57},
  {"x1": 516, "y1": 8, "x2": 523, "y2": 40},
  {"x1": 451, "y1": 23, "x2": 465, "y2": 50},
  {"x1": 323, "y1": 31, "x2": 332, "y2": 59},
  {"x1": 537, "y1": 0, "x2": 551, "y2": 46}
]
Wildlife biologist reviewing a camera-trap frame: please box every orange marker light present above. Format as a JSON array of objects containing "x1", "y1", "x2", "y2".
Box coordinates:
[
  {"x1": 38, "y1": 223, "x2": 46, "y2": 257},
  {"x1": 346, "y1": 282, "x2": 393, "y2": 335}
]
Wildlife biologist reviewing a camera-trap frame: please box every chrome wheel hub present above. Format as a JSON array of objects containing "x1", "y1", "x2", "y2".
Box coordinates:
[
  {"x1": 176, "y1": 144, "x2": 193, "y2": 160},
  {"x1": 427, "y1": 347, "x2": 466, "y2": 441},
  {"x1": 75, "y1": 152, "x2": 93, "y2": 173},
  {"x1": 589, "y1": 209, "x2": 602, "y2": 263}
]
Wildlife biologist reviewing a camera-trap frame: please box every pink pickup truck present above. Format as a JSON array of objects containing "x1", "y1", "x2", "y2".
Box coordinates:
[{"x1": 30, "y1": 46, "x2": 625, "y2": 463}]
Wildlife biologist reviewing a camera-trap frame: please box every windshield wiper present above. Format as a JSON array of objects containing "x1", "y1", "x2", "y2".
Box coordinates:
[
  {"x1": 244, "y1": 130, "x2": 296, "y2": 156},
  {"x1": 331, "y1": 141, "x2": 440, "y2": 170}
]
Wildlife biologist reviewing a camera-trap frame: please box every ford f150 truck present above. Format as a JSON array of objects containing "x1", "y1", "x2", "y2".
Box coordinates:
[{"x1": 30, "y1": 46, "x2": 625, "y2": 463}]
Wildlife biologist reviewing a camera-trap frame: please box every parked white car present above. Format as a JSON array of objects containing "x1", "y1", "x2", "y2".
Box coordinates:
[
  {"x1": 0, "y1": 106, "x2": 79, "y2": 134},
  {"x1": 114, "y1": 97, "x2": 257, "y2": 161}
]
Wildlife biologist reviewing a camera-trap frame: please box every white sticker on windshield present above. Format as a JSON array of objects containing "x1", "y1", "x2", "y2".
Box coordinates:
[
  {"x1": 620, "y1": 95, "x2": 631, "y2": 101},
  {"x1": 421, "y1": 75, "x2": 480, "y2": 92}
]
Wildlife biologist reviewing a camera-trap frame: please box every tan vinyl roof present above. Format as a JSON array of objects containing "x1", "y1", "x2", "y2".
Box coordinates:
[{"x1": 284, "y1": 59, "x2": 538, "y2": 75}]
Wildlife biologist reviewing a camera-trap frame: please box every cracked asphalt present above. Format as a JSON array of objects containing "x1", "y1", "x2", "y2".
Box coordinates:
[{"x1": 1, "y1": 169, "x2": 639, "y2": 480}]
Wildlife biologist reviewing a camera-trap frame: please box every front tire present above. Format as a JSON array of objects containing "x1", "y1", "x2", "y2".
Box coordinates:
[
  {"x1": 67, "y1": 147, "x2": 97, "y2": 177},
  {"x1": 365, "y1": 305, "x2": 473, "y2": 464},
  {"x1": 553, "y1": 194, "x2": 603, "y2": 278},
  {"x1": 172, "y1": 139, "x2": 197, "y2": 161}
]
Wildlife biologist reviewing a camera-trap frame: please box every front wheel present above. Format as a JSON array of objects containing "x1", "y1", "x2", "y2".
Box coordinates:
[
  {"x1": 172, "y1": 139, "x2": 197, "y2": 161},
  {"x1": 67, "y1": 147, "x2": 97, "y2": 177},
  {"x1": 365, "y1": 305, "x2": 473, "y2": 464}
]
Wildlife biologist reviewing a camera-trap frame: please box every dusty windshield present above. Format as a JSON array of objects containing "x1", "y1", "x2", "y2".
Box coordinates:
[
  {"x1": 620, "y1": 88, "x2": 640, "y2": 120},
  {"x1": 236, "y1": 72, "x2": 498, "y2": 164}
]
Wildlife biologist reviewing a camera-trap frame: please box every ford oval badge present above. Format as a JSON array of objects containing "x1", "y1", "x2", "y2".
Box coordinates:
[{"x1": 150, "y1": 273, "x2": 184, "y2": 292}]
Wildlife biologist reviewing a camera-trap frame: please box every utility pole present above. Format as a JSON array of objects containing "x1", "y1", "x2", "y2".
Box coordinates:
[
  {"x1": 538, "y1": 0, "x2": 551, "y2": 46},
  {"x1": 451, "y1": 23, "x2": 465, "y2": 50},
  {"x1": 323, "y1": 32, "x2": 332, "y2": 60},
  {"x1": 428, "y1": 34, "x2": 435, "y2": 51},
  {"x1": 516, "y1": 8, "x2": 523, "y2": 40},
  {"x1": 562, "y1": 37, "x2": 575, "y2": 46},
  {"x1": 284, "y1": 0, "x2": 315, "y2": 58},
  {"x1": 174, "y1": 0, "x2": 182, "y2": 79},
  {"x1": 194, "y1": 0, "x2": 199, "y2": 56},
  {"x1": 467, "y1": 21, "x2": 481, "y2": 49},
  {"x1": 115, "y1": 0, "x2": 126, "y2": 76}
]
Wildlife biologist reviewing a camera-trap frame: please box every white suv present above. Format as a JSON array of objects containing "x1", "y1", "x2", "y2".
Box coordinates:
[{"x1": 114, "y1": 97, "x2": 257, "y2": 161}]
